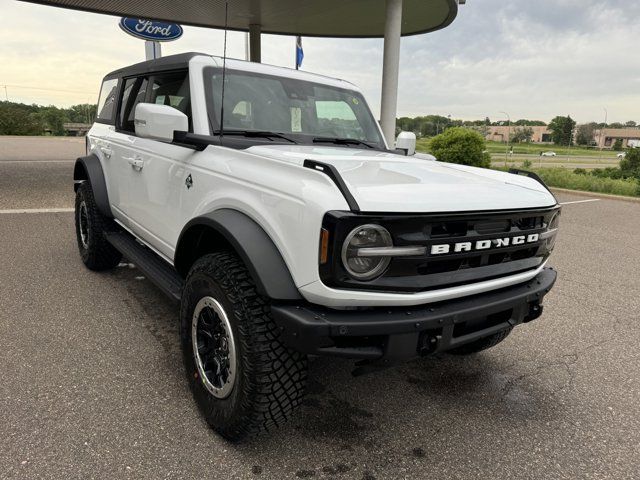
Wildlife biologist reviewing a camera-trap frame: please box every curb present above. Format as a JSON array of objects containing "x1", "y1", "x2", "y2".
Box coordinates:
[{"x1": 551, "y1": 187, "x2": 640, "y2": 203}]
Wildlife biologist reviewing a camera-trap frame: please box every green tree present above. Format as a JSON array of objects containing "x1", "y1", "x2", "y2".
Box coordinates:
[
  {"x1": 625, "y1": 120, "x2": 637, "y2": 128},
  {"x1": 67, "y1": 104, "x2": 97, "y2": 124},
  {"x1": 0, "y1": 100, "x2": 97, "y2": 135},
  {"x1": 620, "y1": 148, "x2": 640, "y2": 179},
  {"x1": 548, "y1": 115, "x2": 576, "y2": 146},
  {"x1": 0, "y1": 102, "x2": 44, "y2": 135},
  {"x1": 511, "y1": 126, "x2": 534, "y2": 143},
  {"x1": 576, "y1": 122, "x2": 597, "y2": 146},
  {"x1": 38, "y1": 106, "x2": 69, "y2": 135},
  {"x1": 513, "y1": 119, "x2": 547, "y2": 126},
  {"x1": 429, "y1": 127, "x2": 491, "y2": 168},
  {"x1": 612, "y1": 139, "x2": 623, "y2": 151}
]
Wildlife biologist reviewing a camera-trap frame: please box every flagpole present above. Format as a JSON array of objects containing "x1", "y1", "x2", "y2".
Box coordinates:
[
  {"x1": 295, "y1": 36, "x2": 299, "y2": 70},
  {"x1": 295, "y1": 35, "x2": 305, "y2": 70}
]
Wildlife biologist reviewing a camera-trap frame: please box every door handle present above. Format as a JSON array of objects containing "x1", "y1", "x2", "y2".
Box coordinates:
[
  {"x1": 99, "y1": 146, "x2": 112, "y2": 159},
  {"x1": 124, "y1": 156, "x2": 144, "y2": 171}
]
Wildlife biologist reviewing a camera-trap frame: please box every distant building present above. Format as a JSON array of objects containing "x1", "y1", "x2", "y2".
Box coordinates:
[
  {"x1": 485, "y1": 125, "x2": 552, "y2": 144},
  {"x1": 485, "y1": 125, "x2": 640, "y2": 148},
  {"x1": 594, "y1": 128, "x2": 640, "y2": 149}
]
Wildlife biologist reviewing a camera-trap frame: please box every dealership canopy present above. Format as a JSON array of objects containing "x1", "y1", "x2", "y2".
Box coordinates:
[{"x1": 21, "y1": 0, "x2": 462, "y2": 143}]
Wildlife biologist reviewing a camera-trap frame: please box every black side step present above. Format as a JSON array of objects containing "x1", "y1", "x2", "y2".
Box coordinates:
[{"x1": 106, "y1": 232, "x2": 184, "y2": 303}]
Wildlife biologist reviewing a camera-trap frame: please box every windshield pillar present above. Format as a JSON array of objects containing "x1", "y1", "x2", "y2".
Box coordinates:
[
  {"x1": 249, "y1": 24, "x2": 262, "y2": 62},
  {"x1": 380, "y1": 0, "x2": 403, "y2": 147}
]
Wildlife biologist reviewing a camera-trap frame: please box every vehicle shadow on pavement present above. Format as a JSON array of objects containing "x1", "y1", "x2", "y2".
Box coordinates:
[
  {"x1": 107, "y1": 263, "x2": 563, "y2": 478},
  {"x1": 231, "y1": 351, "x2": 565, "y2": 477}
]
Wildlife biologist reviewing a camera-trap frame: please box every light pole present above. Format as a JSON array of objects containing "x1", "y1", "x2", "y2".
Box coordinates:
[
  {"x1": 599, "y1": 107, "x2": 607, "y2": 164},
  {"x1": 500, "y1": 111, "x2": 511, "y2": 166},
  {"x1": 566, "y1": 116, "x2": 572, "y2": 163},
  {"x1": 2, "y1": 85, "x2": 7, "y2": 101}
]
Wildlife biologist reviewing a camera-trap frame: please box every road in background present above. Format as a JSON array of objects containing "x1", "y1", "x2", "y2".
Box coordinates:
[
  {"x1": 0, "y1": 136, "x2": 82, "y2": 209},
  {"x1": 491, "y1": 153, "x2": 619, "y2": 170},
  {"x1": 0, "y1": 136, "x2": 84, "y2": 161},
  {"x1": 1, "y1": 138, "x2": 639, "y2": 479}
]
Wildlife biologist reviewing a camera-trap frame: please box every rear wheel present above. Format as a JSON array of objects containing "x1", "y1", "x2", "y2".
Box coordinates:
[
  {"x1": 74, "y1": 182, "x2": 121, "y2": 270},
  {"x1": 448, "y1": 328, "x2": 512, "y2": 355},
  {"x1": 180, "y1": 252, "x2": 308, "y2": 441}
]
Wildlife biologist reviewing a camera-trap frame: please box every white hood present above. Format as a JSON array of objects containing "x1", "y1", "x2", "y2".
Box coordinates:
[{"x1": 246, "y1": 145, "x2": 557, "y2": 213}]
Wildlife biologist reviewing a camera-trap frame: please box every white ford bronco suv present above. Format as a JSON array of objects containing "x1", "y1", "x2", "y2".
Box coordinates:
[{"x1": 74, "y1": 53, "x2": 560, "y2": 440}]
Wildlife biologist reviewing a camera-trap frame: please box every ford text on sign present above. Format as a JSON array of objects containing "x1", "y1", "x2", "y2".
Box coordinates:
[{"x1": 119, "y1": 18, "x2": 183, "y2": 42}]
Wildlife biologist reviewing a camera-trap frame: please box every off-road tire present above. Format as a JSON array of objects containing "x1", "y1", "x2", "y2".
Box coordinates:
[
  {"x1": 448, "y1": 328, "x2": 512, "y2": 355},
  {"x1": 74, "y1": 182, "x2": 122, "y2": 270},
  {"x1": 180, "y1": 252, "x2": 308, "y2": 441}
]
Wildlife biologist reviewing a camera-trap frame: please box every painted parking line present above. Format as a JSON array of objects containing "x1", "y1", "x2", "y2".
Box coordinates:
[
  {"x1": 0, "y1": 208, "x2": 74, "y2": 214},
  {"x1": 560, "y1": 199, "x2": 601, "y2": 205},
  {"x1": 0, "y1": 160, "x2": 75, "y2": 163}
]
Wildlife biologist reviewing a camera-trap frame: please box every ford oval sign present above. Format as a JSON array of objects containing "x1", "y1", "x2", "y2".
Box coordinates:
[{"x1": 119, "y1": 18, "x2": 183, "y2": 42}]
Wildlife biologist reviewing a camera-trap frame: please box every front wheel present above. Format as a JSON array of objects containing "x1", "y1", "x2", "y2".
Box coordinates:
[{"x1": 180, "y1": 252, "x2": 308, "y2": 441}]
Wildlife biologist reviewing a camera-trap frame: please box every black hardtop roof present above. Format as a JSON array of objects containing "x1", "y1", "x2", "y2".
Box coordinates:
[{"x1": 104, "y1": 52, "x2": 208, "y2": 80}]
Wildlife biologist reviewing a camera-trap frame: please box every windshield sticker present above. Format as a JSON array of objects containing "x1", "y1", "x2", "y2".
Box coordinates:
[
  {"x1": 291, "y1": 107, "x2": 302, "y2": 132},
  {"x1": 351, "y1": 97, "x2": 359, "y2": 105}
]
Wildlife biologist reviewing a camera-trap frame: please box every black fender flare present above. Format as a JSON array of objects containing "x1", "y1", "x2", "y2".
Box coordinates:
[
  {"x1": 174, "y1": 209, "x2": 302, "y2": 301},
  {"x1": 73, "y1": 154, "x2": 113, "y2": 218}
]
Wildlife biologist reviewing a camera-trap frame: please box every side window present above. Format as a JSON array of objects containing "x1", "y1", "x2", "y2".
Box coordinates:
[
  {"x1": 118, "y1": 78, "x2": 135, "y2": 128},
  {"x1": 148, "y1": 71, "x2": 192, "y2": 131},
  {"x1": 96, "y1": 78, "x2": 118, "y2": 123},
  {"x1": 118, "y1": 76, "x2": 149, "y2": 133}
]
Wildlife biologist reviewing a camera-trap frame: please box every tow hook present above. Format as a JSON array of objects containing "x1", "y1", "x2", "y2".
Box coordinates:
[
  {"x1": 523, "y1": 302, "x2": 544, "y2": 323},
  {"x1": 419, "y1": 334, "x2": 440, "y2": 356}
]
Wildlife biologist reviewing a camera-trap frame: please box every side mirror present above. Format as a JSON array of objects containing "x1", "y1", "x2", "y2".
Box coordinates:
[
  {"x1": 134, "y1": 103, "x2": 188, "y2": 142},
  {"x1": 395, "y1": 131, "x2": 416, "y2": 156}
]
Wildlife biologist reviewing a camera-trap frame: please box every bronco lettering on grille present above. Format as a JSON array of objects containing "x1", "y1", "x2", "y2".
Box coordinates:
[{"x1": 430, "y1": 233, "x2": 540, "y2": 255}]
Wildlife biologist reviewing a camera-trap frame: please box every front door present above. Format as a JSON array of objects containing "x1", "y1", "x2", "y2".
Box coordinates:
[{"x1": 111, "y1": 70, "x2": 195, "y2": 260}]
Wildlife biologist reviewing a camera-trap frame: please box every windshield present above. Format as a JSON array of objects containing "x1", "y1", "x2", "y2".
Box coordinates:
[{"x1": 203, "y1": 67, "x2": 386, "y2": 148}]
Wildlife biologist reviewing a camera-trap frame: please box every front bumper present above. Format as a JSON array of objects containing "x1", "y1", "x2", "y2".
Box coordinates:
[{"x1": 271, "y1": 267, "x2": 557, "y2": 362}]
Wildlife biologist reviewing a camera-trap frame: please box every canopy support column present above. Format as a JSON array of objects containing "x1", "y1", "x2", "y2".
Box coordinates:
[
  {"x1": 380, "y1": 0, "x2": 402, "y2": 146},
  {"x1": 249, "y1": 24, "x2": 261, "y2": 62}
]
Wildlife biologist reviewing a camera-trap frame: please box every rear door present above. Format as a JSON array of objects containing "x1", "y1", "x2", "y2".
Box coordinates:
[{"x1": 90, "y1": 78, "x2": 130, "y2": 219}]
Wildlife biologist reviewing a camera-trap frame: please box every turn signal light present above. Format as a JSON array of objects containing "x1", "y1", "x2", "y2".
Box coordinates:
[{"x1": 319, "y1": 228, "x2": 330, "y2": 264}]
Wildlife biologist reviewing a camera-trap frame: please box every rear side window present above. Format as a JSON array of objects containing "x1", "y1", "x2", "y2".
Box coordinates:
[{"x1": 96, "y1": 78, "x2": 118, "y2": 123}]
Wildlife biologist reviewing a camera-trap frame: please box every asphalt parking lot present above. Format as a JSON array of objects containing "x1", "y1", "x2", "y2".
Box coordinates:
[{"x1": 1, "y1": 137, "x2": 639, "y2": 479}]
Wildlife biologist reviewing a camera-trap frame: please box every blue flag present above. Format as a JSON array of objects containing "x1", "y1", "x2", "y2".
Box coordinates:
[{"x1": 296, "y1": 36, "x2": 304, "y2": 70}]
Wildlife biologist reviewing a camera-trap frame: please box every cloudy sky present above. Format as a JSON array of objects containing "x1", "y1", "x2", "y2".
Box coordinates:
[{"x1": 1, "y1": 0, "x2": 638, "y2": 123}]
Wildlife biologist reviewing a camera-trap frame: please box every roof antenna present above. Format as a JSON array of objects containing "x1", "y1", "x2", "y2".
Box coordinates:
[{"x1": 219, "y1": 0, "x2": 229, "y2": 139}]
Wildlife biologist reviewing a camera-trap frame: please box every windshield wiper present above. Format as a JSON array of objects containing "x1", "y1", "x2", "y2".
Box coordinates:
[
  {"x1": 214, "y1": 129, "x2": 297, "y2": 143},
  {"x1": 312, "y1": 137, "x2": 376, "y2": 149}
]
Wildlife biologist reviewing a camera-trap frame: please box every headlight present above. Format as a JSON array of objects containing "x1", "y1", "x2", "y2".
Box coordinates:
[{"x1": 341, "y1": 224, "x2": 392, "y2": 280}]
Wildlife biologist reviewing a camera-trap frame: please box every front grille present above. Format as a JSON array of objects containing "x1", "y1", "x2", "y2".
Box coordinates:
[{"x1": 320, "y1": 206, "x2": 559, "y2": 292}]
